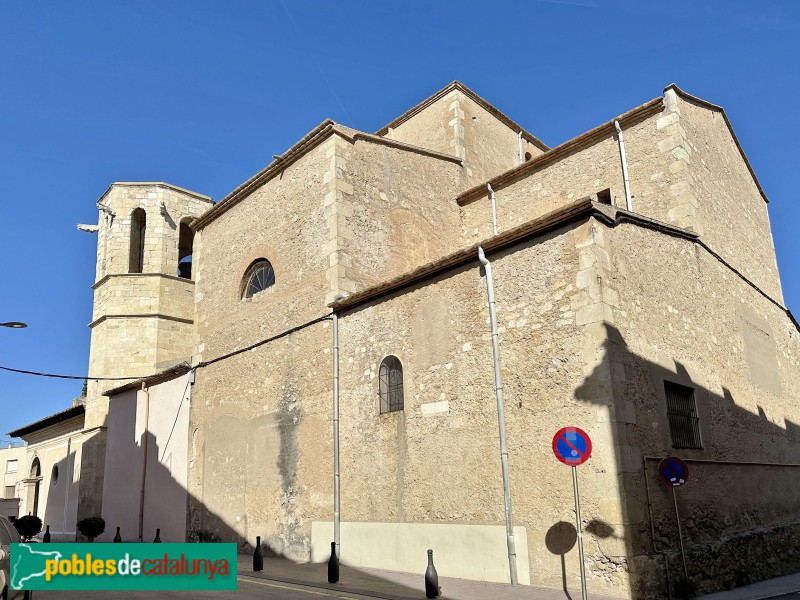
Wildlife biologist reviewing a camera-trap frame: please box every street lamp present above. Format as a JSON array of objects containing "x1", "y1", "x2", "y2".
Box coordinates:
[{"x1": 0, "y1": 322, "x2": 27, "y2": 328}]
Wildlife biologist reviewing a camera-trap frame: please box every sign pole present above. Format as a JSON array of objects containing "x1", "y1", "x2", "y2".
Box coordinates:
[
  {"x1": 572, "y1": 465, "x2": 588, "y2": 600},
  {"x1": 672, "y1": 488, "x2": 688, "y2": 579}
]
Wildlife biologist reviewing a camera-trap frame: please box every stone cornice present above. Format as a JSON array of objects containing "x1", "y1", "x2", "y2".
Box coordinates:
[
  {"x1": 88, "y1": 313, "x2": 194, "y2": 329},
  {"x1": 333, "y1": 125, "x2": 464, "y2": 164},
  {"x1": 92, "y1": 272, "x2": 195, "y2": 290},
  {"x1": 97, "y1": 182, "x2": 213, "y2": 205}
]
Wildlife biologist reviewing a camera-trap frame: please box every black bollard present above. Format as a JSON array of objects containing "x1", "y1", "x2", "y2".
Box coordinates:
[
  {"x1": 425, "y1": 549, "x2": 439, "y2": 598},
  {"x1": 253, "y1": 536, "x2": 264, "y2": 571},
  {"x1": 43, "y1": 525, "x2": 51, "y2": 543},
  {"x1": 153, "y1": 528, "x2": 161, "y2": 543},
  {"x1": 327, "y1": 541, "x2": 339, "y2": 583},
  {"x1": 113, "y1": 527, "x2": 121, "y2": 543}
]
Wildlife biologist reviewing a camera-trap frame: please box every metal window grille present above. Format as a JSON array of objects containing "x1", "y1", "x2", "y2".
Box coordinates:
[
  {"x1": 665, "y1": 381, "x2": 702, "y2": 449},
  {"x1": 379, "y1": 356, "x2": 404, "y2": 413}
]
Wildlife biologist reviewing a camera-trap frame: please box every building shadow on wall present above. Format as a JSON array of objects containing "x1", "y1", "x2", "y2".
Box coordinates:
[
  {"x1": 567, "y1": 322, "x2": 800, "y2": 599},
  {"x1": 25, "y1": 447, "x2": 79, "y2": 542},
  {"x1": 94, "y1": 427, "x2": 436, "y2": 599}
]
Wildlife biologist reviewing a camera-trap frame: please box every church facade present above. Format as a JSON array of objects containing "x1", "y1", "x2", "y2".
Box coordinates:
[{"x1": 70, "y1": 82, "x2": 800, "y2": 598}]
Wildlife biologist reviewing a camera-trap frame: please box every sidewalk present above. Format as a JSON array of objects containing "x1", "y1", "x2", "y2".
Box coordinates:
[
  {"x1": 237, "y1": 554, "x2": 620, "y2": 600},
  {"x1": 698, "y1": 572, "x2": 800, "y2": 600}
]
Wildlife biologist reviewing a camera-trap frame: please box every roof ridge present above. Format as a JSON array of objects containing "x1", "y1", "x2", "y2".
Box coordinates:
[{"x1": 375, "y1": 81, "x2": 549, "y2": 152}]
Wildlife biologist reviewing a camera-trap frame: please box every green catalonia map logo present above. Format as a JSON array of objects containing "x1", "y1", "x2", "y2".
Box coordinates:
[{"x1": 10, "y1": 543, "x2": 237, "y2": 591}]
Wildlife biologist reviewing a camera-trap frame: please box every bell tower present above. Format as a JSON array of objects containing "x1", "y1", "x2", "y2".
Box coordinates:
[{"x1": 78, "y1": 182, "x2": 213, "y2": 520}]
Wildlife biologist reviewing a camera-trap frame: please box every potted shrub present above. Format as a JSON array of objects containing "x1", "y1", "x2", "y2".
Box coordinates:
[
  {"x1": 77, "y1": 516, "x2": 106, "y2": 542},
  {"x1": 13, "y1": 515, "x2": 42, "y2": 542}
]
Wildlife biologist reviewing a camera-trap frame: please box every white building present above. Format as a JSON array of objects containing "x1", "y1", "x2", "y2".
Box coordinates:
[{"x1": 7, "y1": 405, "x2": 86, "y2": 541}]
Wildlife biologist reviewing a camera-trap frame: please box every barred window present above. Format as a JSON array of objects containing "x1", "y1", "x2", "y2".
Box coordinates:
[
  {"x1": 379, "y1": 355, "x2": 404, "y2": 413},
  {"x1": 665, "y1": 381, "x2": 702, "y2": 449}
]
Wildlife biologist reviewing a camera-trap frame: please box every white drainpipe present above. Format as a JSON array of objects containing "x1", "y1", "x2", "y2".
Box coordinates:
[
  {"x1": 487, "y1": 184, "x2": 498, "y2": 236},
  {"x1": 332, "y1": 302, "x2": 344, "y2": 561},
  {"x1": 614, "y1": 120, "x2": 633, "y2": 211},
  {"x1": 517, "y1": 131, "x2": 523, "y2": 165},
  {"x1": 477, "y1": 246, "x2": 518, "y2": 585}
]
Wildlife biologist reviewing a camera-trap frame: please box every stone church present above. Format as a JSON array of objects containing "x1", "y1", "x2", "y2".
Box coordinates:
[{"x1": 31, "y1": 81, "x2": 800, "y2": 598}]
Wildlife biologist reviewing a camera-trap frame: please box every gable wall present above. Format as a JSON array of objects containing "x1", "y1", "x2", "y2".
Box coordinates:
[
  {"x1": 604, "y1": 220, "x2": 800, "y2": 595},
  {"x1": 672, "y1": 92, "x2": 783, "y2": 302},
  {"x1": 384, "y1": 89, "x2": 544, "y2": 189}
]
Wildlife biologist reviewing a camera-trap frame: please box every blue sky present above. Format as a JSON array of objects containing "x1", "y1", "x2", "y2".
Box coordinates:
[{"x1": 1, "y1": 1, "x2": 799, "y2": 440}]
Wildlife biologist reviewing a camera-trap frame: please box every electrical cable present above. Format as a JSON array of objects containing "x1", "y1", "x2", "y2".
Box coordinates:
[{"x1": 0, "y1": 313, "x2": 333, "y2": 383}]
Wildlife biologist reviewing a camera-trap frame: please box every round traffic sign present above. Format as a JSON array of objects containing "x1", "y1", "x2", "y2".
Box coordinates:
[
  {"x1": 552, "y1": 427, "x2": 592, "y2": 466},
  {"x1": 658, "y1": 456, "x2": 689, "y2": 487}
]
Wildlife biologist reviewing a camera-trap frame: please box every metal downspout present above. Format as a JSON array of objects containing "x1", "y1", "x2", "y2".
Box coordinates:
[
  {"x1": 517, "y1": 131, "x2": 523, "y2": 165},
  {"x1": 332, "y1": 307, "x2": 342, "y2": 560},
  {"x1": 63, "y1": 436, "x2": 72, "y2": 536},
  {"x1": 138, "y1": 382, "x2": 150, "y2": 542},
  {"x1": 614, "y1": 120, "x2": 633, "y2": 211},
  {"x1": 487, "y1": 184, "x2": 498, "y2": 236},
  {"x1": 477, "y1": 246, "x2": 518, "y2": 585}
]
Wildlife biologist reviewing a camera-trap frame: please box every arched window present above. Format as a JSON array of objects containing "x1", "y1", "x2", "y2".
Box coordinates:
[
  {"x1": 30, "y1": 457, "x2": 41, "y2": 517},
  {"x1": 241, "y1": 259, "x2": 275, "y2": 299},
  {"x1": 379, "y1": 355, "x2": 404, "y2": 413},
  {"x1": 177, "y1": 221, "x2": 194, "y2": 280},
  {"x1": 129, "y1": 208, "x2": 146, "y2": 273}
]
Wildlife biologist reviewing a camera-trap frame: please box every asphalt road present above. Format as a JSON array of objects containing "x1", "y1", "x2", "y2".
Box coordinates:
[{"x1": 35, "y1": 574, "x2": 389, "y2": 599}]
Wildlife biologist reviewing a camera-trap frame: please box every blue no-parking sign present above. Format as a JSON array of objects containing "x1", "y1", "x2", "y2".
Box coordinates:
[
  {"x1": 658, "y1": 456, "x2": 689, "y2": 487},
  {"x1": 552, "y1": 427, "x2": 592, "y2": 466}
]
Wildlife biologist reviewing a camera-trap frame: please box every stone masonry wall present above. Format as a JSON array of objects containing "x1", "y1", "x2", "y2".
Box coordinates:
[
  {"x1": 459, "y1": 109, "x2": 668, "y2": 243},
  {"x1": 603, "y1": 219, "x2": 800, "y2": 598},
  {"x1": 189, "y1": 212, "x2": 638, "y2": 596},
  {"x1": 192, "y1": 139, "x2": 333, "y2": 364},
  {"x1": 335, "y1": 219, "x2": 635, "y2": 597},
  {"x1": 671, "y1": 91, "x2": 784, "y2": 303},
  {"x1": 187, "y1": 323, "x2": 333, "y2": 558},
  {"x1": 188, "y1": 138, "x2": 340, "y2": 554},
  {"x1": 340, "y1": 137, "x2": 463, "y2": 290},
  {"x1": 384, "y1": 88, "x2": 543, "y2": 189}
]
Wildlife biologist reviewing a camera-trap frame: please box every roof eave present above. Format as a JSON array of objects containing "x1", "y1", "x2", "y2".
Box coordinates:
[
  {"x1": 7, "y1": 405, "x2": 86, "y2": 438},
  {"x1": 191, "y1": 119, "x2": 338, "y2": 231},
  {"x1": 456, "y1": 96, "x2": 665, "y2": 206}
]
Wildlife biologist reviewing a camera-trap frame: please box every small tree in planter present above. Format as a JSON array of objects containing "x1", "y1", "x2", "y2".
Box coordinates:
[
  {"x1": 13, "y1": 515, "x2": 42, "y2": 542},
  {"x1": 77, "y1": 516, "x2": 106, "y2": 542}
]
